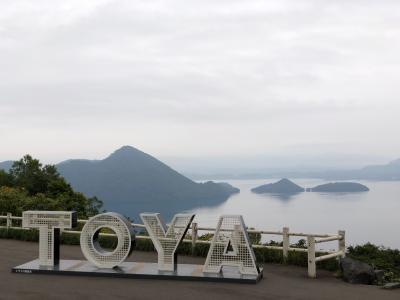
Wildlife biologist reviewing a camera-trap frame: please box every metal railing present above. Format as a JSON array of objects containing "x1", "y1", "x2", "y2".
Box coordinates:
[{"x1": 0, "y1": 213, "x2": 345, "y2": 278}]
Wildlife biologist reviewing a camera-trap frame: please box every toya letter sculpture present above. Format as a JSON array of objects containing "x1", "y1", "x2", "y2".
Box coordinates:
[{"x1": 13, "y1": 211, "x2": 263, "y2": 283}]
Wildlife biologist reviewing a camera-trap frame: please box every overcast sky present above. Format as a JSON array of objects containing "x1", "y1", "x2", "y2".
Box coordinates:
[{"x1": 1, "y1": 0, "x2": 399, "y2": 169}]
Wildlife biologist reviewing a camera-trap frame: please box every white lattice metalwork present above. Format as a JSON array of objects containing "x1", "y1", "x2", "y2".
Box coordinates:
[
  {"x1": 80, "y1": 212, "x2": 134, "y2": 268},
  {"x1": 203, "y1": 215, "x2": 259, "y2": 275},
  {"x1": 141, "y1": 213, "x2": 194, "y2": 271},
  {"x1": 22, "y1": 211, "x2": 77, "y2": 266}
]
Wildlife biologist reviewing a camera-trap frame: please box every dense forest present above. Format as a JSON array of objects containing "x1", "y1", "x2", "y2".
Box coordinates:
[{"x1": 0, "y1": 155, "x2": 103, "y2": 217}]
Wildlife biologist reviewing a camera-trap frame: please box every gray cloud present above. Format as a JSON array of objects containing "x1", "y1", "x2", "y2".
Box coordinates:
[{"x1": 0, "y1": 0, "x2": 399, "y2": 164}]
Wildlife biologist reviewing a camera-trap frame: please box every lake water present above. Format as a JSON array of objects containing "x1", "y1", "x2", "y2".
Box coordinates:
[{"x1": 187, "y1": 179, "x2": 400, "y2": 249}]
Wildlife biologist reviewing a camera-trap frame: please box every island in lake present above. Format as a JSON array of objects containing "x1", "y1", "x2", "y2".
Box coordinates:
[
  {"x1": 252, "y1": 179, "x2": 369, "y2": 194},
  {"x1": 251, "y1": 178, "x2": 305, "y2": 194},
  {"x1": 309, "y1": 182, "x2": 369, "y2": 192}
]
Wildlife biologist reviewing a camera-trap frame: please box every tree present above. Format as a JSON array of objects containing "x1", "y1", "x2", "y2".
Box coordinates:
[
  {"x1": 0, "y1": 170, "x2": 13, "y2": 187},
  {"x1": 10, "y1": 155, "x2": 72, "y2": 196},
  {"x1": 0, "y1": 155, "x2": 103, "y2": 217},
  {"x1": 0, "y1": 187, "x2": 26, "y2": 216},
  {"x1": 86, "y1": 196, "x2": 104, "y2": 216}
]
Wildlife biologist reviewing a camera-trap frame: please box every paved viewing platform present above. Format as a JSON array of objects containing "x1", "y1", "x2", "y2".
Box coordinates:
[{"x1": 0, "y1": 239, "x2": 399, "y2": 300}]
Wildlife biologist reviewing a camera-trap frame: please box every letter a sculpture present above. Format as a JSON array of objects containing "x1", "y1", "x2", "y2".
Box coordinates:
[{"x1": 203, "y1": 215, "x2": 260, "y2": 275}]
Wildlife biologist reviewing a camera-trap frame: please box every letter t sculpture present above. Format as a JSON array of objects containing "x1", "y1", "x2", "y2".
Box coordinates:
[{"x1": 23, "y1": 211, "x2": 77, "y2": 266}]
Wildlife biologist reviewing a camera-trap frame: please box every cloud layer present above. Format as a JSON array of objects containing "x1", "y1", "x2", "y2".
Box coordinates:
[{"x1": 1, "y1": 0, "x2": 399, "y2": 164}]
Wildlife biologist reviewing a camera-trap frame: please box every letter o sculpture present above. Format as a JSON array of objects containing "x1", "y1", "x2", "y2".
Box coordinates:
[{"x1": 80, "y1": 212, "x2": 134, "y2": 268}]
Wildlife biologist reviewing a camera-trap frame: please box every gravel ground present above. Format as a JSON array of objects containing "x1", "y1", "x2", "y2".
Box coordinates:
[{"x1": 0, "y1": 239, "x2": 399, "y2": 300}]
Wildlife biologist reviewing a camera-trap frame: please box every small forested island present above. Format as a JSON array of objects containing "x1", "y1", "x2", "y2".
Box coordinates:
[
  {"x1": 252, "y1": 179, "x2": 369, "y2": 194},
  {"x1": 251, "y1": 178, "x2": 305, "y2": 194},
  {"x1": 310, "y1": 182, "x2": 369, "y2": 192}
]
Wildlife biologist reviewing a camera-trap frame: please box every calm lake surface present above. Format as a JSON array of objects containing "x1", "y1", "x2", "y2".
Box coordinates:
[{"x1": 187, "y1": 179, "x2": 400, "y2": 249}]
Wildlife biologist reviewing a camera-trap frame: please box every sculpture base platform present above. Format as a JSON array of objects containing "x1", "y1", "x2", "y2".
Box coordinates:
[{"x1": 12, "y1": 259, "x2": 263, "y2": 284}]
